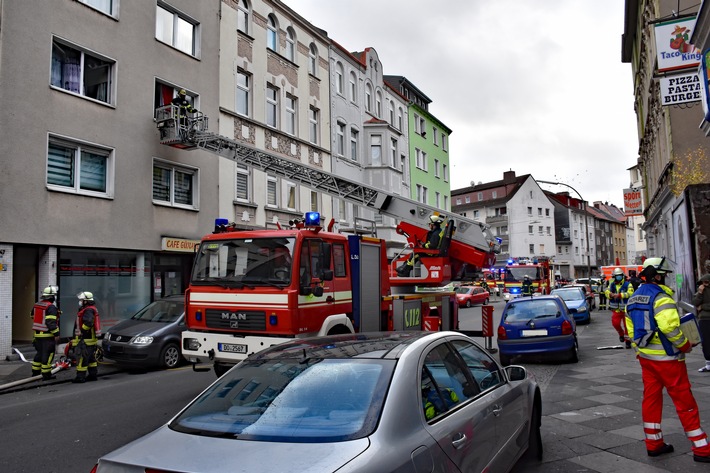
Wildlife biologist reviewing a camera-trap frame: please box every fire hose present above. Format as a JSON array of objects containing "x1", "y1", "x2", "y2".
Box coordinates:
[{"x1": 0, "y1": 346, "x2": 72, "y2": 392}]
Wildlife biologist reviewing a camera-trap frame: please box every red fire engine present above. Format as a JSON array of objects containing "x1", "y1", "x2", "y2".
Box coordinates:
[
  {"x1": 502, "y1": 257, "x2": 553, "y2": 298},
  {"x1": 156, "y1": 106, "x2": 500, "y2": 376}
]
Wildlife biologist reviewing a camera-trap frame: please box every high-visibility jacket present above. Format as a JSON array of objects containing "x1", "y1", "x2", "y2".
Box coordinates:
[
  {"x1": 626, "y1": 283, "x2": 690, "y2": 361},
  {"x1": 32, "y1": 300, "x2": 59, "y2": 337},
  {"x1": 74, "y1": 304, "x2": 101, "y2": 346},
  {"x1": 606, "y1": 279, "x2": 633, "y2": 310}
]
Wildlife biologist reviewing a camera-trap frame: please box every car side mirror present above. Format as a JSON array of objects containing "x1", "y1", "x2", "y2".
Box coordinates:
[
  {"x1": 312, "y1": 285, "x2": 324, "y2": 297},
  {"x1": 505, "y1": 365, "x2": 527, "y2": 382}
]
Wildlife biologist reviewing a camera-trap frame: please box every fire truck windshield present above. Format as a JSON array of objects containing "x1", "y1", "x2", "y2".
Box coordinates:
[
  {"x1": 505, "y1": 266, "x2": 542, "y2": 282},
  {"x1": 191, "y1": 237, "x2": 295, "y2": 287}
]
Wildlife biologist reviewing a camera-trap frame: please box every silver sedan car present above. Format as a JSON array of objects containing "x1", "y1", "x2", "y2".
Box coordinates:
[{"x1": 93, "y1": 331, "x2": 542, "y2": 473}]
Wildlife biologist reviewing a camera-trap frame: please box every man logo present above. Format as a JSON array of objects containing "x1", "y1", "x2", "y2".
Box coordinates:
[{"x1": 221, "y1": 312, "x2": 247, "y2": 320}]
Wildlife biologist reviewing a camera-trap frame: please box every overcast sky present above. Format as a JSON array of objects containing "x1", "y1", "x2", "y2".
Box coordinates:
[{"x1": 283, "y1": 0, "x2": 639, "y2": 206}]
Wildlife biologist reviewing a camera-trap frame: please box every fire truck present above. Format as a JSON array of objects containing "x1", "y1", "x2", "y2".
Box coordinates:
[
  {"x1": 600, "y1": 265, "x2": 643, "y2": 279},
  {"x1": 155, "y1": 106, "x2": 500, "y2": 375},
  {"x1": 501, "y1": 257, "x2": 553, "y2": 299}
]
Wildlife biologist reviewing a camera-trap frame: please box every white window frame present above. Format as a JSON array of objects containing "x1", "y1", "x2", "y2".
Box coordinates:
[
  {"x1": 267, "y1": 15, "x2": 278, "y2": 52},
  {"x1": 350, "y1": 128, "x2": 359, "y2": 161},
  {"x1": 236, "y1": 70, "x2": 250, "y2": 116},
  {"x1": 310, "y1": 191, "x2": 319, "y2": 212},
  {"x1": 349, "y1": 72, "x2": 357, "y2": 102},
  {"x1": 156, "y1": 2, "x2": 199, "y2": 57},
  {"x1": 365, "y1": 83, "x2": 372, "y2": 111},
  {"x1": 308, "y1": 43, "x2": 318, "y2": 76},
  {"x1": 284, "y1": 180, "x2": 297, "y2": 211},
  {"x1": 237, "y1": 0, "x2": 250, "y2": 35},
  {"x1": 266, "y1": 83, "x2": 279, "y2": 128},
  {"x1": 47, "y1": 134, "x2": 114, "y2": 199},
  {"x1": 152, "y1": 158, "x2": 198, "y2": 209},
  {"x1": 376, "y1": 91, "x2": 382, "y2": 117},
  {"x1": 79, "y1": 0, "x2": 118, "y2": 17},
  {"x1": 51, "y1": 37, "x2": 116, "y2": 105},
  {"x1": 390, "y1": 138, "x2": 397, "y2": 167},
  {"x1": 309, "y1": 107, "x2": 319, "y2": 145},
  {"x1": 236, "y1": 163, "x2": 250, "y2": 203},
  {"x1": 442, "y1": 134, "x2": 448, "y2": 151},
  {"x1": 433, "y1": 127, "x2": 438, "y2": 145},
  {"x1": 285, "y1": 27, "x2": 296, "y2": 62},
  {"x1": 285, "y1": 94, "x2": 297, "y2": 135},
  {"x1": 336, "y1": 122, "x2": 345, "y2": 156},
  {"x1": 370, "y1": 135, "x2": 382, "y2": 166},
  {"x1": 267, "y1": 174, "x2": 278, "y2": 207},
  {"x1": 442, "y1": 164, "x2": 448, "y2": 182},
  {"x1": 434, "y1": 159, "x2": 440, "y2": 178},
  {"x1": 335, "y1": 63, "x2": 344, "y2": 95}
]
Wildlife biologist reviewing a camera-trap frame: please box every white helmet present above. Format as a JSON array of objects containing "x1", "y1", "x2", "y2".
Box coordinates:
[
  {"x1": 612, "y1": 267, "x2": 624, "y2": 277},
  {"x1": 42, "y1": 286, "x2": 58, "y2": 299},
  {"x1": 643, "y1": 257, "x2": 673, "y2": 274},
  {"x1": 77, "y1": 291, "x2": 94, "y2": 302},
  {"x1": 429, "y1": 214, "x2": 444, "y2": 224}
]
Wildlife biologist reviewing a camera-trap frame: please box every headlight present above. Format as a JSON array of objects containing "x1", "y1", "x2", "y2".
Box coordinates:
[
  {"x1": 578, "y1": 306, "x2": 587, "y2": 312},
  {"x1": 131, "y1": 336, "x2": 154, "y2": 345}
]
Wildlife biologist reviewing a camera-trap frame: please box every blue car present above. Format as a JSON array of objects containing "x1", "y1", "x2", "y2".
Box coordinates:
[
  {"x1": 497, "y1": 295, "x2": 578, "y2": 366},
  {"x1": 551, "y1": 287, "x2": 590, "y2": 324}
]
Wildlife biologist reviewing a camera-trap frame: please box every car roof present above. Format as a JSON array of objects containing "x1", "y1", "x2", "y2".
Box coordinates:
[{"x1": 248, "y1": 331, "x2": 448, "y2": 362}]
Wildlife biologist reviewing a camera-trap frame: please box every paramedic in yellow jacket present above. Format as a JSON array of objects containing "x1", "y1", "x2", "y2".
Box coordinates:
[
  {"x1": 626, "y1": 257, "x2": 710, "y2": 463},
  {"x1": 606, "y1": 267, "x2": 634, "y2": 348}
]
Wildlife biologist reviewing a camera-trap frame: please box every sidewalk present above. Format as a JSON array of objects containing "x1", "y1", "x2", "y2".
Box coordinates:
[{"x1": 514, "y1": 308, "x2": 710, "y2": 472}]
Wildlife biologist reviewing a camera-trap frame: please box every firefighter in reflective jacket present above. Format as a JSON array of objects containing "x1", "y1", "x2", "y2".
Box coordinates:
[
  {"x1": 422, "y1": 379, "x2": 459, "y2": 420},
  {"x1": 606, "y1": 267, "x2": 634, "y2": 348},
  {"x1": 31, "y1": 286, "x2": 60, "y2": 380},
  {"x1": 521, "y1": 275, "x2": 533, "y2": 296},
  {"x1": 171, "y1": 89, "x2": 197, "y2": 130},
  {"x1": 626, "y1": 257, "x2": 710, "y2": 462},
  {"x1": 72, "y1": 291, "x2": 101, "y2": 383},
  {"x1": 396, "y1": 214, "x2": 445, "y2": 277}
]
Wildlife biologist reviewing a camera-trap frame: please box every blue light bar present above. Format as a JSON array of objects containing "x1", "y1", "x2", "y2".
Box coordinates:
[
  {"x1": 215, "y1": 218, "x2": 229, "y2": 226},
  {"x1": 304, "y1": 212, "x2": 321, "y2": 226}
]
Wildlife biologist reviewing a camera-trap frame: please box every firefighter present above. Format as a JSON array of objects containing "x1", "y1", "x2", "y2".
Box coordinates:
[
  {"x1": 171, "y1": 89, "x2": 198, "y2": 130},
  {"x1": 72, "y1": 291, "x2": 101, "y2": 383},
  {"x1": 628, "y1": 269, "x2": 642, "y2": 291},
  {"x1": 396, "y1": 214, "x2": 445, "y2": 277},
  {"x1": 31, "y1": 286, "x2": 60, "y2": 380},
  {"x1": 598, "y1": 276, "x2": 608, "y2": 310},
  {"x1": 605, "y1": 268, "x2": 634, "y2": 348},
  {"x1": 626, "y1": 257, "x2": 710, "y2": 462},
  {"x1": 422, "y1": 377, "x2": 459, "y2": 421},
  {"x1": 521, "y1": 275, "x2": 533, "y2": 296}
]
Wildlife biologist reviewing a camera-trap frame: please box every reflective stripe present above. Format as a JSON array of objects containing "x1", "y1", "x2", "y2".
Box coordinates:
[
  {"x1": 687, "y1": 428, "x2": 705, "y2": 438},
  {"x1": 665, "y1": 327, "x2": 681, "y2": 339},
  {"x1": 644, "y1": 422, "x2": 662, "y2": 429},
  {"x1": 637, "y1": 352, "x2": 684, "y2": 362},
  {"x1": 645, "y1": 432, "x2": 663, "y2": 440},
  {"x1": 694, "y1": 438, "x2": 709, "y2": 448}
]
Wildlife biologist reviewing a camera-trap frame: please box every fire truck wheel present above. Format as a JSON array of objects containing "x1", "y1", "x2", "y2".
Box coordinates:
[
  {"x1": 160, "y1": 343, "x2": 181, "y2": 369},
  {"x1": 214, "y1": 362, "x2": 231, "y2": 378},
  {"x1": 327, "y1": 324, "x2": 352, "y2": 335}
]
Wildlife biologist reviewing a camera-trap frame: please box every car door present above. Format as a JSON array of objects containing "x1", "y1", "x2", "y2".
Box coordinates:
[
  {"x1": 420, "y1": 342, "x2": 498, "y2": 472},
  {"x1": 451, "y1": 339, "x2": 527, "y2": 472}
]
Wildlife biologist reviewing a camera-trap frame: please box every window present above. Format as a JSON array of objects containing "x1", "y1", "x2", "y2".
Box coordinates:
[
  {"x1": 416, "y1": 184, "x2": 428, "y2": 204},
  {"x1": 465, "y1": 196, "x2": 470, "y2": 203},
  {"x1": 51, "y1": 38, "x2": 114, "y2": 104},
  {"x1": 538, "y1": 208, "x2": 542, "y2": 216},
  {"x1": 236, "y1": 163, "x2": 250, "y2": 202},
  {"x1": 47, "y1": 136, "x2": 112, "y2": 198},
  {"x1": 539, "y1": 244, "x2": 545, "y2": 254},
  {"x1": 266, "y1": 15, "x2": 278, "y2": 52},
  {"x1": 349, "y1": 72, "x2": 357, "y2": 101},
  {"x1": 285, "y1": 28, "x2": 296, "y2": 62},
  {"x1": 236, "y1": 70, "x2": 250, "y2": 116},
  {"x1": 451, "y1": 340, "x2": 503, "y2": 392},
  {"x1": 267, "y1": 175, "x2": 278, "y2": 206},
  {"x1": 308, "y1": 44, "x2": 318, "y2": 76},
  {"x1": 492, "y1": 190, "x2": 497, "y2": 199},
  {"x1": 529, "y1": 244, "x2": 534, "y2": 254},
  {"x1": 284, "y1": 181, "x2": 297, "y2": 210},
  {"x1": 434, "y1": 159, "x2": 440, "y2": 177},
  {"x1": 546, "y1": 208, "x2": 550, "y2": 217},
  {"x1": 527, "y1": 207, "x2": 532, "y2": 216},
  {"x1": 309, "y1": 107, "x2": 319, "y2": 144},
  {"x1": 433, "y1": 127, "x2": 439, "y2": 145},
  {"x1": 389, "y1": 101, "x2": 395, "y2": 124},
  {"x1": 156, "y1": 3, "x2": 198, "y2": 56},
  {"x1": 310, "y1": 191, "x2": 318, "y2": 212},
  {"x1": 153, "y1": 160, "x2": 197, "y2": 208},
  {"x1": 456, "y1": 198, "x2": 462, "y2": 205},
  {"x1": 538, "y1": 226, "x2": 543, "y2": 234},
  {"x1": 547, "y1": 226, "x2": 551, "y2": 235},
  {"x1": 444, "y1": 196, "x2": 448, "y2": 210},
  {"x1": 350, "y1": 128, "x2": 359, "y2": 161},
  {"x1": 390, "y1": 138, "x2": 397, "y2": 167},
  {"x1": 419, "y1": 117, "x2": 426, "y2": 136},
  {"x1": 80, "y1": 0, "x2": 117, "y2": 16},
  {"x1": 421, "y1": 343, "x2": 476, "y2": 421},
  {"x1": 376, "y1": 91, "x2": 382, "y2": 117},
  {"x1": 237, "y1": 0, "x2": 250, "y2": 34},
  {"x1": 285, "y1": 94, "x2": 297, "y2": 135},
  {"x1": 442, "y1": 134, "x2": 448, "y2": 151},
  {"x1": 335, "y1": 63, "x2": 344, "y2": 95},
  {"x1": 266, "y1": 84, "x2": 278, "y2": 128},
  {"x1": 336, "y1": 122, "x2": 345, "y2": 156},
  {"x1": 435, "y1": 192, "x2": 441, "y2": 208},
  {"x1": 153, "y1": 82, "x2": 198, "y2": 115},
  {"x1": 415, "y1": 149, "x2": 427, "y2": 170},
  {"x1": 477, "y1": 192, "x2": 483, "y2": 201},
  {"x1": 528, "y1": 226, "x2": 533, "y2": 235},
  {"x1": 365, "y1": 83, "x2": 372, "y2": 111},
  {"x1": 398, "y1": 108, "x2": 404, "y2": 130},
  {"x1": 473, "y1": 210, "x2": 479, "y2": 219},
  {"x1": 442, "y1": 164, "x2": 448, "y2": 182},
  {"x1": 371, "y1": 135, "x2": 382, "y2": 166}
]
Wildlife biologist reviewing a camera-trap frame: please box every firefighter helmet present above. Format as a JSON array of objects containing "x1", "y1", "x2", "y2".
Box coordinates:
[
  {"x1": 77, "y1": 291, "x2": 94, "y2": 302},
  {"x1": 178, "y1": 89, "x2": 186, "y2": 96},
  {"x1": 429, "y1": 214, "x2": 444, "y2": 225},
  {"x1": 612, "y1": 267, "x2": 624, "y2": 277},
  {"x1": 41, "y1": 286, "x2": 58, "y2": 299},
  {"x1": 643, "y1": 257, "x2": 673, "y2": 274}
]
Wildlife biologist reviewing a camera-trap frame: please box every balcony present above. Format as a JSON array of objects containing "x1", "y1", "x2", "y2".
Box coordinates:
[{"x1": 486, "y1": 214, "x2": 508, "y2": 224}]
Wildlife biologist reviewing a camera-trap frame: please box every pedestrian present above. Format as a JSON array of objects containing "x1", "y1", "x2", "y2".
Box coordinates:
[
  {"x1": 628, "y1": 269, "x2": 642, "y2": 291},
  {"x1": 693, "y1": 274, "x2": 710, "y2": 373},
  {"x1": 521, "y1": 275, "x2": 533, "y2": 296},
  {"x1": 605, "y1": 268, "x2": 634, "y2": 348},
  {"x1": 72, "y1": 291, "x2": 102, "y2": 383},
  {"x1": 598, "y1": 276, "x2": 608, "y2": 310},
  {"x1": 171, "y1": 88, "x2": 198, "y2": 130},
  {"x1": 626, "y1": 257, "x2": 710, "y2": 462},
  {"x1": 396, "y1": 214, "x2": 445, "y2": 277},
  {"x1": 30, "y1": 286, "x2": 60, "y2": 380}
]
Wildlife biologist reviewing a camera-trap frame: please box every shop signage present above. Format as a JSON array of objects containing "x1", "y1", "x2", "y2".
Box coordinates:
[
  {"x1": 655, "y1": 16, "x2": 701, "y2": 73},
  {"x1": 162, "y1": 237, "x2": 200, "y2": 253},
  {"x1": 623, "y1": 188, "x2": 644, "y2": 217},
  {"x1": 660, "y1": 72, "x2": 701, "y2": 105},
  {"x1": 700, "y1": 49, "x2": 710, "y2": 121}
]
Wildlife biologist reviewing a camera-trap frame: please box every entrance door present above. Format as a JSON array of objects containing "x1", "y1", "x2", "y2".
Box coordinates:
[
  {"x1": 12, "y1": 246, "x2": 38, "y2": 344},
  {"x1": 153, "y1": 254, "x2": 193, "y2": 298}
]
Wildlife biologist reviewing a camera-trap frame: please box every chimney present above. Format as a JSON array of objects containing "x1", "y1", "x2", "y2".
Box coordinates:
[{"x1": 503, "y1": 170, "x2": 516, "y2": 182}]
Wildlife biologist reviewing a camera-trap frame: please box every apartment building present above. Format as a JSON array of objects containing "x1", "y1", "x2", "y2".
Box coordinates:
[
  {"x1": 0, "y1": 0, "x2": 221, "y2": 354},
  {"x1": 546, "y1": 192, "x2": 597, "y2": 279}
]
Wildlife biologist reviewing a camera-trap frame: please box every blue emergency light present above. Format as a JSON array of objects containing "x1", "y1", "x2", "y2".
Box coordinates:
[{"x1": 304, "y1": 212, "x2": 321, "y2": 226}]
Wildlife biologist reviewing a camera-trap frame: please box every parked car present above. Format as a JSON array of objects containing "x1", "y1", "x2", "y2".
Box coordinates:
[
  {"x1": 102, "y1": 295, "x2": 186, "y2": 369},
  {"x1": 455, "y1": 285, "x2": 490, "y2": 307},
  {"x1": 497, "y1": 295, "x2": 578, "y2": 366},
  {"x1": 92, "y1": 331, "x2": 542, "y2": 473},
  {"x1": 564, "y1": 283, "x2": 596, "y2": 310},
  {"x1": 551, "y1": 287, "x2": 590, "y2": 324}
]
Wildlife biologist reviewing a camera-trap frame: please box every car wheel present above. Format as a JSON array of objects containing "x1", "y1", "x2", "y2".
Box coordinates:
[
  {"x1": 484, "y1": 298, "x2": 489, "y2": 305},
  {"x1": 525, "y1": 395, "x2": 543, "y2": 460},
  {"x1": 160, "y1": 343, "x2": 182, "y2": 369},
  {"x1": 214, "y1": 362, "x2": 231, "y2": 378},
  {"x1": 499, "y1": 353, "x2": 512, "y2": 366},
  {"x1": 465, "y1": 300, "x2": 471, "y2": 308},
  {"x1": 568, "y1": 337, "x2": 579, "y2": 363}
]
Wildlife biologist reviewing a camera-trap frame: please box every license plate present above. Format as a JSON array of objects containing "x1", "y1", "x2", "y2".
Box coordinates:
[
  {"x1": 218, "y1": 342, "x2": 248, "y2": 354},
  {"x1": 521, "y1": 329, "x2": 548, "y2": 337}
]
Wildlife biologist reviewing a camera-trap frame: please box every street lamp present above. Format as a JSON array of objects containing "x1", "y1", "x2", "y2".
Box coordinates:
[{"x1": 538, "y1": 180, "x2": 592, "y2": 280}]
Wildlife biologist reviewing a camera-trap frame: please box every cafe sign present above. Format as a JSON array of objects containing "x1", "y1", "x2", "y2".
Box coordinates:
[{"x1": 162, "y1": 237, "x2": 200, "y2": 253}]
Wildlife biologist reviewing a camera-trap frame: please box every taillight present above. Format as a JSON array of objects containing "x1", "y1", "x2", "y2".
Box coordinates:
[
  {"x1": 561, "y1": 320, "x2": 573, "y2": 335},
  {"x1": 497, "y1": 325, "x2": 507, "y2": 340}
]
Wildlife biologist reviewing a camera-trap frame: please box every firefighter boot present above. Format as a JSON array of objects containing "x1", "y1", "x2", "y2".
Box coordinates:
[{"x1": 396, "y1": 263, "x2": 412, "y2": 277}]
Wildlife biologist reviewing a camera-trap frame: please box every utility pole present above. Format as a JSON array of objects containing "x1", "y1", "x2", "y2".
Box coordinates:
[{"x1": 538, "y1": 180, "x2": 592, "y2": 279}]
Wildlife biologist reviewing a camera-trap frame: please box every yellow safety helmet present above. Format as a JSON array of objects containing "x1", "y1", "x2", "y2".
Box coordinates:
[{"x1": 178, "y1": 89, "x2": 187, "y2": 96}]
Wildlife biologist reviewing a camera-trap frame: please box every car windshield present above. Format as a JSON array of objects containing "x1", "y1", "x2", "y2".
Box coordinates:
[
  {"x1": 503, "y1": 300, "x2": 560, "y2": 322},
  {"x1": 552, "y1": 289, "x2": 583, "y2": 302},
  {"x1": 505, "y1": 266, "x2": 542, "y2": 282},
  {"x1": 131, "y1": 299, "x2": 184, "y2": 323},
  {"x1": 191, "y1": 237, "x2": 295, "y2": 287},
  {"x1": 455, "y1": 286, "x2": 473, "y2": 295},
  {"x1": 170, "y1": 358, "x2": 394, "y2": 442}
]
